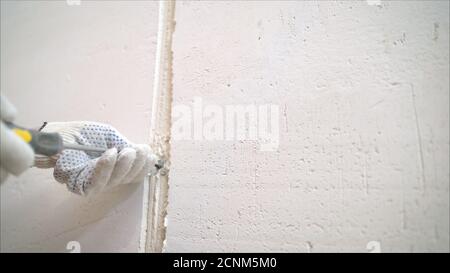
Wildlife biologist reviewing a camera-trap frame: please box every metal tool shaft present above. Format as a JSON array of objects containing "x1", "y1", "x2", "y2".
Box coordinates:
[
  {"x1": 63, "y1": 143, "x2": 106, "y2": 153},
  {"x1": 64, "y1": 143, "x2": 164, "y2": 170}
]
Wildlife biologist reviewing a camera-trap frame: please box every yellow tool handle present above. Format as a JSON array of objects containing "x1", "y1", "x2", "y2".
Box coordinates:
[{"x1": 7, "y1": 122, "x2": 63, "y2": 156}]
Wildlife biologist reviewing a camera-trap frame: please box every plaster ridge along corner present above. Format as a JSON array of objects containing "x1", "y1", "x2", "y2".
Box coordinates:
[{"x1": 140, "y1": 0, "x2": 176, "y2": 253}]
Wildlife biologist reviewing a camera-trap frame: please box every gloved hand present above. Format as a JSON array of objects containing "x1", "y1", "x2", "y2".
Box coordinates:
[
  {"x1": 34, "y1": 121, "x2": 158, "y2": 196},
  {"x1": 0, "y1": 95, "x2": 35, "y2": 183}
]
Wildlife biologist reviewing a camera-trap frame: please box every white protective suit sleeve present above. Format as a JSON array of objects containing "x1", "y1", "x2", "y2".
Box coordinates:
[
  {"x1": 34, "y1": 121, "x2": 158, "y2": 196},
  {"x1": 0, "y1": 95, "x2": 35, "y2": 183}
]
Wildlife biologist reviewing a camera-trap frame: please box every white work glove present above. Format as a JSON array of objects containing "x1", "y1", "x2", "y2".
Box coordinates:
[
  {"x1": 34, "y1": 121, "x2": 158, "y2": 196},
  {"x1": 0, "y1": 95, "x2": 35, "y2": 183}
]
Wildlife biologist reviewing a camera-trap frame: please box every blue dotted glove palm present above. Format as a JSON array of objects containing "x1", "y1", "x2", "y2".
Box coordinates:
[{"x1": 35, "y1": 121, "x2": 158, "y2": 196}]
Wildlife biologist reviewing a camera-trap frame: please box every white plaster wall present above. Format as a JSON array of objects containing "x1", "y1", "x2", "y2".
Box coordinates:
[
  {"x1": 1, "y1": 0, "x2": 158, "y2": 252},
  {"x1": 166, "y1": 1, "x2": 449, "y2": 252}
]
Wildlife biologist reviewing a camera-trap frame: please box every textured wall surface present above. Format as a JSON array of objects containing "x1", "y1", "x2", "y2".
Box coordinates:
[
  {"x1": 1, "y1": 0, "x2": 448, "y2": 253},
  {"x1": 1, "y1": 1, "x2": 158, "y2": 252},
  {"x1": 166, "y1": 1, "x2": 449, "y2": 252}
]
